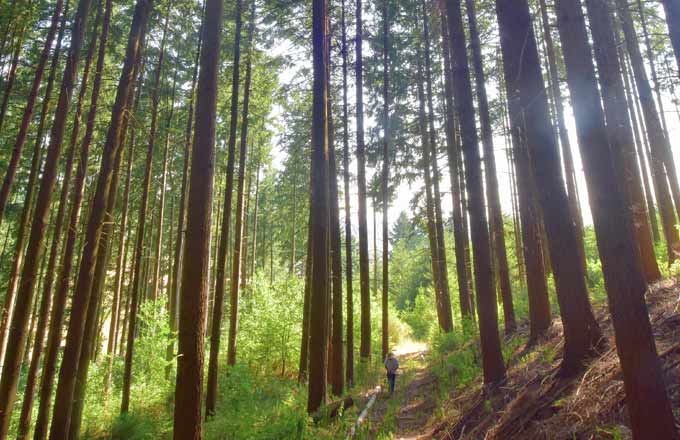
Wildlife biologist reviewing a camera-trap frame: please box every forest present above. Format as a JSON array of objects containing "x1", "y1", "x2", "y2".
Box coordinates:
[{"x1": 0, "y1": 0, "x2": 679, "y2": 438}]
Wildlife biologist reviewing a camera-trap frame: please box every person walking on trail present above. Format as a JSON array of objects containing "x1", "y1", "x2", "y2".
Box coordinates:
[{"x1": 384, "y1": 352, "x2": 399, "y2": 395}]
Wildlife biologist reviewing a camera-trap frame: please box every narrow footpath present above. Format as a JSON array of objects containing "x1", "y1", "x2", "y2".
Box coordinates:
[{"x1": 356, "y1": 340, "x2": 438, "y2": 439}]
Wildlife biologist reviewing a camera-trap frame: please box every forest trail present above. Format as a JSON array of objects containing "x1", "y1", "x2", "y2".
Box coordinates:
[{"x1": 362, "y1": 339, "x2": 438, "y2": 439}]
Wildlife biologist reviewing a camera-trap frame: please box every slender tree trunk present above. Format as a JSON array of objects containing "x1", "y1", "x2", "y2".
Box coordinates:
[
  {"x1": 416, "y1": 44, "x2": 446, "y2": 331},
  {"x1": 616, "y1": 0, "x2": 680, "y2": 261},
  {"x1": 47, "y1": 1, "x2": 150, "y2": 436},
  {"x1": 340, "y1": 0, "x2": 354, "y2": 388},
  {"x1": 620, "y1": 45, "x2": 660, "y2": 244},
  {"x1": 69, "y1": 85, "x2": 129, "y2": 440},
  {"x1": 121, "y1": 8, "x2": 171, "y2": 414},
  {"x1": 0, "y1": 2, "x2": 69, "y2": 367},
  {"x1": 250, "y1": 156, "x2": 260, "y2": 279},
  {"x1": 0, "y1": 0, "x2": 96, "y2": 434},
  {"x1": 380, "y1": 0, "x2": 390, "y2": 360},
  {"x1": 355, "y1": 0, "x2": 371, "y2": 360},
  {"x1": 423, "y1": 2, "x2": 454, "y2": 332},
  {"x1": 446, "y1": 0, "x2": 505, "y2": 384},
  {"x1": 495, "y1": 0, "x2": 602, "y2": 377},
  {"x1": 438, "y1": 8, "x2": 472, "y2": 322},
  {"x1": 15, "y1": 4, "x2": 103, "y2": 436},
  {"x1": 0, "y1": 25, "x2": 24, "y2": 132},
  {"x1": 106, "y1": 118, "x2": 134, "y2": 392},
  {"x1": 324, "y1": 13, "x2": 343, "y2": 395},
  {"x1": 662, "y1": 0, "x2": 680, "y2": 75},
  {"x1": 556, "y1": 1, "x2": 677, "y2": 437},
  {"x1": 298, "y1": 224, "x2": 313, "y2": 383},
  {"x1": 204, "y1": 0, "x2": 239, "y2": 399},
  {"x1": 537, "y1": 0, "x2": 587, "y2": 275},
  {"x1": 227, "y1": 7, "x2": 255, "y2": 366},
  {"x1": 308, "y1": 0, "x2": 330, "y2": 413},
  {"x1": 0, "y1": 0, "x2": 65, "y2": 227},
  {"x1": 464, "y1": 0, "x2": 515, "y2": 333},
  {"x1": 637, "y1": 0, "x2": 670, "y2": 139},
  {"x1": 172, "y1": 0, "x2": 223, "y2": 435},
  {"x1": 169, "y1": 6, "x2": 203, "y2": 379},
  {"x1": 151, "y1": 71, "x2": 178, "y2": 302},
  {"x1": 583, "y1": 0, "x2": 660, "y2": 283}
]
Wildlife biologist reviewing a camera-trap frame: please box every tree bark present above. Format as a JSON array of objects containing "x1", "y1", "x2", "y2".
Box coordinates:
[
  {"x1": 227, "y1": 6, "x2": 255, "y2": 367},
  {"x1": 326, "y1": 20, "x2": 344, "y2": 395},
  {"x1": 121, "y1": 8, "x2": 171, "y2": 414},
  {"x1": 616, "y1": 0, "x2": 680, "y2": 262},
  {"x1": 416, "y1": 41, "x2": 447, "y2": 332},
  {"x1": 204, "y1": 0, "x2": 240, "y2": 411},
  {"x1": 307, "y1": 0, "x2": 330, "y2": 413},
  {"x1": 340, "y1": 0, "x2": 354, "y2": 388},
  {"x1": 355, "y1": 0, "x2": 371, "y2": 360},
  {"x1": 556, "y1": 1, "x2": 677, "y2": 437},
  {"x1": 15, "y1": 3, "x2": 103, "y2": 436},
  {"x1": 495, "y1": 0, "x2": 602, "y2": 377},
  {"x1": 0, "y1": 0, "x2": 64, "y2": 228},
  {"x1": 0, "y1": 0, "x2": 69, "y2": 368},
  {"x1": 0, "y1": 24, "x2": 25, "y2": 132},
  {"x1": 583, "y1": 0, "x2": 660, "y2": 283},
  {"x1": 662, "y1": 0, "x2": 680, "y2": 75},
  {"x1": 0, "y1": 0, "x2": 95, "y2": 434},
  {"x1": 438, "y1": 7, "x2": 472, "y2": 322},
  {"x1": 464, "y1": 0, "x2": 515, "y2": 333},
  {"x1": 446, "y1": 0, "x2": 505, "y2": 384},
  {"x1": 536, "y1": 0, "x2": 587, "y2": 276},
  {"x1": 619, "y1": 44, "x2": 660, "y2": 244},
  {"x1": 47, "y1": 1, "x2": 150, "y2": 437},
  {"x1": 169, "y1": 5, "x2": 203, "y2": 379},
  {"x1": 172, "y1": 0, "x2": 222, "y2": 436}
]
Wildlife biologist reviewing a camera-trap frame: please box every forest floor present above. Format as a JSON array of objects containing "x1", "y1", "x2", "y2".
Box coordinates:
[{"x1": 359, "y1": 279, "x2": 680, "y2": 439}]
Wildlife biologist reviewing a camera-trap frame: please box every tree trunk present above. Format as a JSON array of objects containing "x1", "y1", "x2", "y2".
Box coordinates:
[
  {"x1": 151, "y1": 71, "x2": 177, "y2": 303},
  {"x1": 47, "y1": 1, "x2": 150, "y2": 436},
  {"x1": 446, "y1": 0, "x2": 505, "y2": 384},
  {"x1": 340, "y1": 0, "x2": 354, "y2": 388},
  {"x1": 637, "y1": 0, "x2": 670, "y2": 139},
  {"x1": 423, "y1": 2, "x2": 454, "y2": 332},
  {"x1": 326, "y1": 19, "x2": 344, "y2": 395},
  {"x1": 355, "y1": 0, "x2": 371, "y2": 360},
  {"x1": 0, "y1": 0, "x2": 95, "y2": 434},
  {"x1": 307, "y1": 0, "x2": 330, "y2": 413},
  {"x1": 0, "y1": 0, "x2": 64, "y2": 227},
  {"x1": 121, "y1": 9, "x2": 170, "y2": 414},
  {"x1": 169, "y1": 6, "x2": 203, "y2": 379},
  {"x1": 619, "y1": 43, "x2": 661, "y2": 244},
  {"x1": 298, "y1": 223, "x2": 313, "y2": 383},
  {"x1": 15, "y1": 3, "x2": 103, "y2": 436},
  {"x1": 0, "y1": 1, "x2": 69, "y2": 367},
  {"x1": 662, "y1": 0, "x2": 680, "y2": 75},
  {"x1": 0, "y1": 25, "x2": 25, "y2": 132},
  {"x1": 616, "y1": 0, "x2": 680, "y2": 262},
  {"x1": 464, "y1": 0, "x2": 515, "y2": 333},
  {"x1": 557, "y1": 1, "x2": 677, "y2": 436},
  {"x1": 536, "y1": 0, "x2": 587, "y2": 276},
  {"x1": 250, "y1": 155, "x2": 260, "y2": 279},
  {"x1": 438, "y1": 8, "x2": 472, "y2": 322},
  {"x1": 416, "y1": 42, "x2": 447, "y2": 332},
  {"x1": 583, "y1": 0, "x2": 660, "y2": 283},
  {"x1": 204, "y1": 0, "x2": 239, "y2": 410},
  {"x1": 172, "y1": 0, "x2": 223, "y2": 436},
  {"x1": 496, "y1": 0, "x2": 603, "y2": 377},
  {"x1": 380, "y1": 0, "x2": 390, "y2": 360},
  {"x1": 227, "y1": 7, "x2": 255, "y2": 367}
]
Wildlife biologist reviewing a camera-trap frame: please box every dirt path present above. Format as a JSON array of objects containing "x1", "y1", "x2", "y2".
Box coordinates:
[{"x1": 358, "y1": 340, "x2": 439, "y2": 439}]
